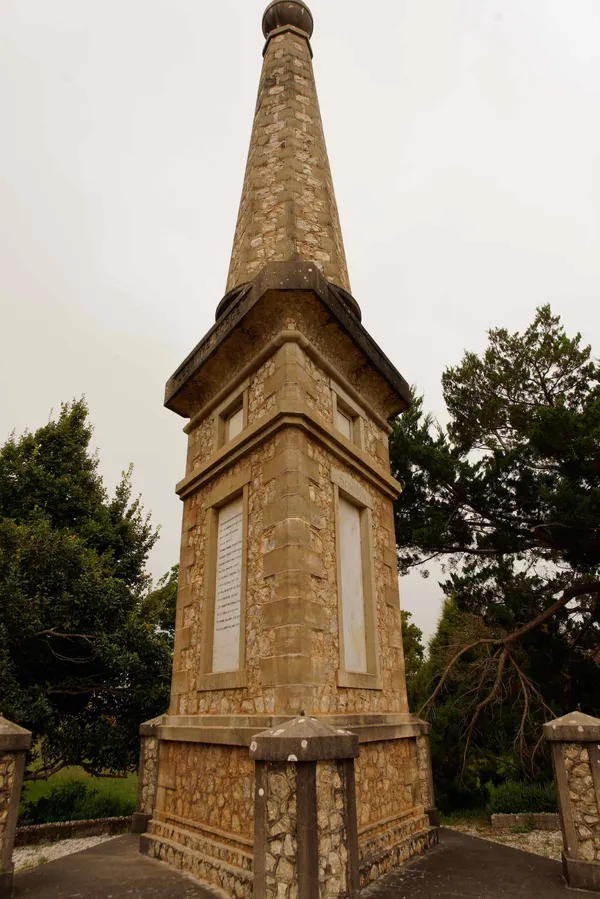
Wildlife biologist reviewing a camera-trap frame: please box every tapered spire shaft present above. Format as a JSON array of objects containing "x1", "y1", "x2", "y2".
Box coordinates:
[{"x1": 226, "y1": 1, "x2": 351, "y2": 293}]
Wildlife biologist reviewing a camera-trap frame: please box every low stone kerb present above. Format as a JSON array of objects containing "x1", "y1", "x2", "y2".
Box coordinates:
[{"x1": 250, "y1": 714, "x2": 359, "y2": 762}]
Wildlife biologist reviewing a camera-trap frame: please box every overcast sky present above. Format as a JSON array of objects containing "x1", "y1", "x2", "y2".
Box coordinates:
[{"x1": 1, "y1": 0, "x2": 599, "y2": 642}]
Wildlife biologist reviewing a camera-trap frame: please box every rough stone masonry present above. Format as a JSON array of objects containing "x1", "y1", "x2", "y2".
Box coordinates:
[
  {"x1": 545, "y1": 711, "x2": 600, "y2": 892},
  {"x1": 137, "y1": 2, "x2": 439, "y2": 896},
  {"x1": 0, "y1": 716, "x2": 31, "y2": 899}
]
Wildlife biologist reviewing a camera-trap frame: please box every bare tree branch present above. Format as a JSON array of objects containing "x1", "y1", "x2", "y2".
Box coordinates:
[
  {"x1": 461, "y1": 648, "x2": 508, "y2": 773},
  {"x1": 421, "y1": 580, "x2": 600, "y2": 768},
  {"x1": 24, "y1": 760, "x2": 67, "y2": 783},
  {"x1": 34, "y1": 628, "x2": 99, "y2": 643}
]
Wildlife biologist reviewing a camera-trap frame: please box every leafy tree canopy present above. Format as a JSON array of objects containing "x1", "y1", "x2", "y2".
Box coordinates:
[
  {"x1": 0, "y1": 400, "x2": 172, "y2": 779},
  {"x1": 391, "y1": 306, "x2": 600, "y2": 771},
  {"x1": 142, "y1": 565, "x2": 178, "y2": 639},
  {"x1": 400, "y1": 610, "x2": 425, "y2": 711}
]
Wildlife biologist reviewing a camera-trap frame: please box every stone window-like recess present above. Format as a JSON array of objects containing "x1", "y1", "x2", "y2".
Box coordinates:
[
  {"x1": 214, "y1": 380, "x2": 249, "y2": 450},
  {"x1": 331, "y1": 381, "x2": 365, "y2": 450},
  {"x1": 198, "y1": 473, "x2": 250, "y2": 691},
  {"x1": 332, "y1": 467, "x2": 381, "y2": 690},
  {"x1": 226, "y1": 405, "x2": 244, "y2": 441}
]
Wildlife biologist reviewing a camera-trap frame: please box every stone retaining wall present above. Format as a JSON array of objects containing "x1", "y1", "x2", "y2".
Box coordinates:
[
  {"x1": 490, "y1": 813, "x2": 560, "y2": 831},
  {"x1": 14, "y1": 816, "x2": 132, "y2": 847}
]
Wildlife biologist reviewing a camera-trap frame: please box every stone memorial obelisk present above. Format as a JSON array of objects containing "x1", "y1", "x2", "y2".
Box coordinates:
[{"x1": 139, "y1": 2, "x2": 438, "y2": 894}]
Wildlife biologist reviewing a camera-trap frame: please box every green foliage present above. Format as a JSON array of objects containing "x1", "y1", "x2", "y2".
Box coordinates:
[
  {"x1": 400, "y1": 611, "x2": 425, "y2": 710},
  {"x1": 486, "y1": 780, "x2": 557, "y2": 815},
  {"x1": 0, "y1": 400, "x2": 173, "y2": 779},
  {"x1": 19, "y1": 779, "x2": 135, "y2": 825},
  {"x1": 390, "y1": 306, "x2": 600, "y2": 797},
  {"x1": 142, "y1": 565, "x2": 178, "y2": 638},
  {"x1": 21, "y1": 766, "x2": 139, "y2": 804}
]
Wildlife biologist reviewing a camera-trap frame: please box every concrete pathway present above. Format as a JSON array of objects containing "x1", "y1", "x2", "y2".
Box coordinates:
[
  {"x1": 367, "y1": 828, "x2": 570, "y2": 898},
  {"x1": 13, "y1": 835, "x2": 216, "y2": 898},
  {"x1": 13, "y1": 829, "x2": 571, "y2": 898}
]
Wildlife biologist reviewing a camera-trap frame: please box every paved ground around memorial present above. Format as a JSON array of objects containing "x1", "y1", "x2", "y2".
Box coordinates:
[
  {"x1": 12, "y1": 835, "x2": 217, "y2": 898},
  {"x1": 13, "y1": 829, "x2": 571, "y2": 898},
  {"x1": 367, "y1": 828, "x2": 570, "y2": 898}
]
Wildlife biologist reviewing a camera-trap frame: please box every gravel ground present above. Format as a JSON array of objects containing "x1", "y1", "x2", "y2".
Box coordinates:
[
  {"x1": 13, "y1": 835, "x2": 120, "y2": 872},
  {"x1": 449, "y1": 823, "x2": 563, "y2": 860}
]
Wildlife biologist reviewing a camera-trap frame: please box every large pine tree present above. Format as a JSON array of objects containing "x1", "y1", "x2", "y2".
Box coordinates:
[{"x1": 391, "y1": 306, "x2": 600, "y2": 772}]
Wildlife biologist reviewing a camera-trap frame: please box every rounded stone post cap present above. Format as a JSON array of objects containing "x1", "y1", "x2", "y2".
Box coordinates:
[
  {"x1": 262, "y1": 0, "x2": 314, "y2": 39},
  {"x1": 0, "y1": 715, "x2": 32, "y2": 751},
  {"x1": 250, "y1": 714, "x2": 359, "y2": 762},
  {"x1": 544, "y1": 710, "x2": 600, "y2": 742}
]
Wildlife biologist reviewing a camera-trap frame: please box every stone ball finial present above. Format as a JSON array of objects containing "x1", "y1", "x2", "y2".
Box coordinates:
[{"x1": 262, "y1": 0, "x2": 314, "y2": 39}]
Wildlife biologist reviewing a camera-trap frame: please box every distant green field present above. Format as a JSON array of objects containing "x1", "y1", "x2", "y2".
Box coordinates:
[
  {"x1": 19, "y1": 768, "x2": 138, "y2": 824},
  {"x1": 22, "y1": 768, "x2": 138, "y2": 804}
]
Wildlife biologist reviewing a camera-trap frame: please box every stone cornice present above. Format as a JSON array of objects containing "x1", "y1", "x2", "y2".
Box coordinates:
[
  {"x1": 155, "y1": 714, "x2": 430, "y2": 747},
  {"x1": 183, "y1": 330, "x2": 393, "y2": 436},
  {"x1": 165, "y1": 263, "x2": 411, "y2": 420},
  {"x1": 176, "y1": 401, "x2": 402, "y2": 501}
]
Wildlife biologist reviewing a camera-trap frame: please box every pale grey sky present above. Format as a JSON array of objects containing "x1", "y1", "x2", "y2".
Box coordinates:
[{"x1": 1, "y1": 0, "x2": 599, "y2": 642}]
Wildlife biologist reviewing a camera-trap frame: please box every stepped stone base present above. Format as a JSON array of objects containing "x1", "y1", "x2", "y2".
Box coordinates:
[
  {"x1": 141, "y1": 823, "x2": 253, "y2": 898},
  {"x1": 360, "y1": 817, "x2": 438, "y2": 888},
  {"x1": 139, "y1": 718, "x2": 437, "y2": 898},
  {"x1": 142, "y1": 812, "x2": 438, "y2": 898}
]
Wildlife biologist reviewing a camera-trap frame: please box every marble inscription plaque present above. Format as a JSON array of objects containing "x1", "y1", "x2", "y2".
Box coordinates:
[
  {"x1": 339, "y1": 495, "x2": 367, "y2": 673},
  {"x1": 212, "y1": 497, "x2": 243, "y2": 673}
]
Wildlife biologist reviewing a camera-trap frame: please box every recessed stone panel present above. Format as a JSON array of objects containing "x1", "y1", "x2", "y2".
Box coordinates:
[{"x1": 212, "y1": 498, "x2": 244, "y2": 674}]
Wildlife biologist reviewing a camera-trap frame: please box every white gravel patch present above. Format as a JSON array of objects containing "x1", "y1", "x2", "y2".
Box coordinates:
[
  {"x1": 14, "y1": 834, "x2": 119, "y2": 872},
  {"x1": 449, "y1": 824, "x2": 563, "y2": 860}
]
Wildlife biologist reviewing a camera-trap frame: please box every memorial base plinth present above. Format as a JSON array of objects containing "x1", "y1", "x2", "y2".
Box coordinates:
[
  {"x1": 426, "y1": 807, "x2": 441, "y2": 827},
  {"x1": 359, "y1": 822, "x2": 438, "y2": 888},
  {"x1": 131, "y1": 812, "x2": 152, "y2": 834},
  {"x1": 140, "y1": 715, "x2": 438, "y2": 898}
]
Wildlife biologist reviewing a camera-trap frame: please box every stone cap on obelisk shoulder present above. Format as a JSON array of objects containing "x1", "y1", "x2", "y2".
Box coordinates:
[
  {"x1": 250, "y1": 714, "x2": 359, "y2": 762},
  {"x1": 0, "y1": 715, "x2": 32, "y2": 752},
  {"x1": 544, "y1": 710, "x2": 600, "y2": 743}
]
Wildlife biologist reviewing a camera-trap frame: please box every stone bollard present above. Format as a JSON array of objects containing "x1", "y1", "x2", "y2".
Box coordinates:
[
  {"x1": 544, "y1": 711, "x2": 600, "y2": 892},
  {"x1": 0, "y1": 716, "x2": 32, "y2": 899},
  {"x1": 250, "y1": 715, "x2": 360, "y2": 899},
  {"x1": 132, "y1": 716, "x2": 165, "y2": 835}
]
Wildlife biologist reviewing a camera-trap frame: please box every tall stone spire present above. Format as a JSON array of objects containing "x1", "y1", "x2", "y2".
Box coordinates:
[
  {"x1": 226, "y1": 0, "x2": 351, "y2": 293},
  {"x1": 150, "y1": 6, "x2": 437, "y2": 896}
]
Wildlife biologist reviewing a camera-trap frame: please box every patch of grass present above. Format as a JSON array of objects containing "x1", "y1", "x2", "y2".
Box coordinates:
[
  {"x1": 18, "y1": 854, "x2": 50, "y2": 872},
  {"x1": 440, "y1": 808, "x2": 489, "y2": 827},
  {"x1": 22, "y1": 768, "x2": 138, "y2": 805},
  {"x1": 19, "y1": 771, "x2": 138, "y2": 825}
]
